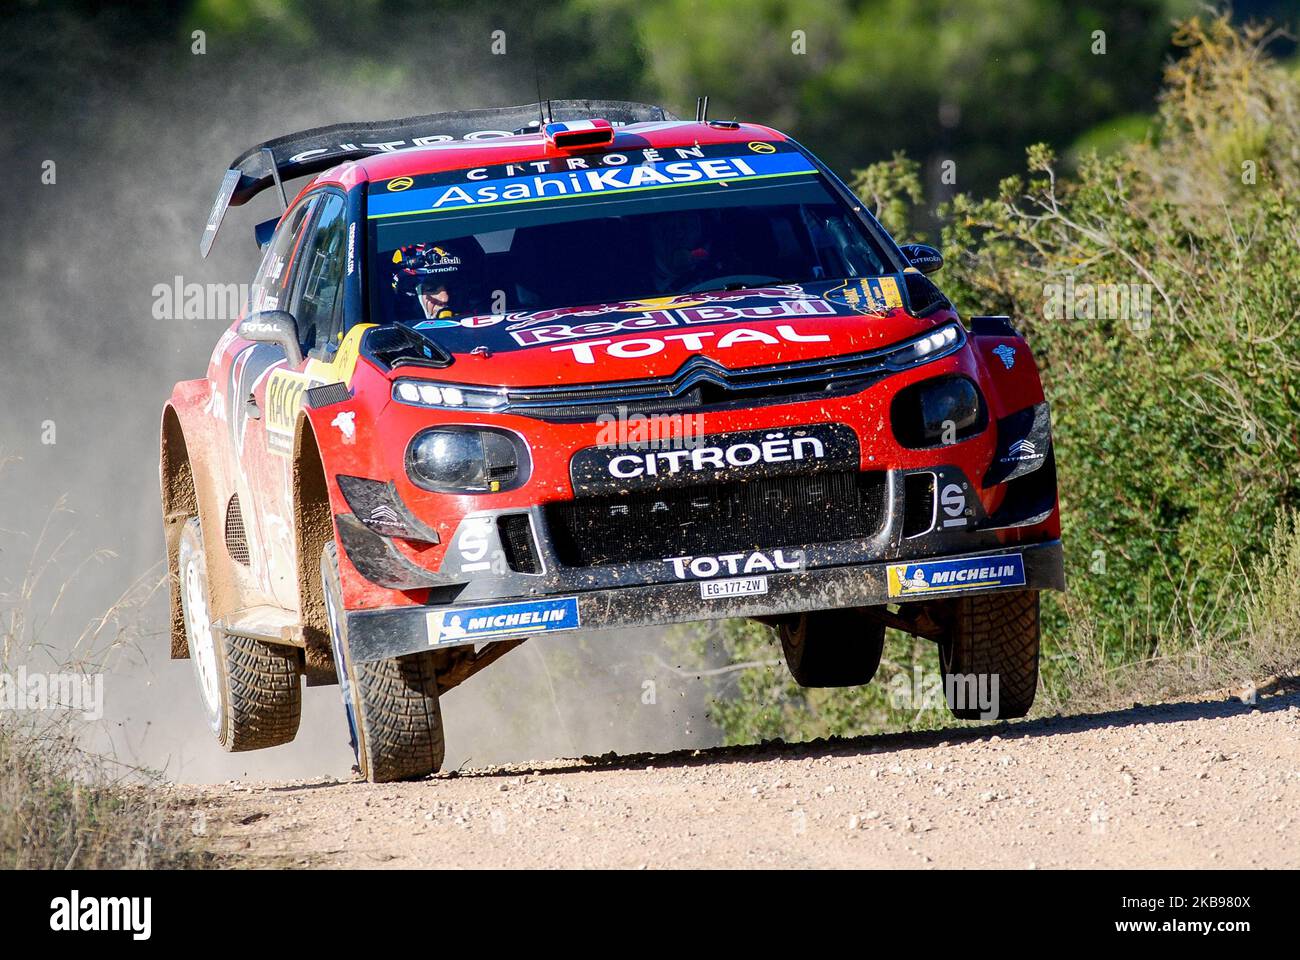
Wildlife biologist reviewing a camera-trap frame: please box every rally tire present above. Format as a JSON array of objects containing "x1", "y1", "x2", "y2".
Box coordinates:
[
  {"x1": 321, "y1": 543, "x2": 445, "y2": 783},
  {"x1": 778, "y1": 608, "x2": 886, "y2": 688},
  {"x1": 938, "y1": 589, "x2": 1040, "y2": 720},
  {"x1": 178, "y1": 518, "x2": 302, "y2": 751}
]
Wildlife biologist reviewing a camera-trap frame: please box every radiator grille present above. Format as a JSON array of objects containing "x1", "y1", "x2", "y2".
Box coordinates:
[
  {"x1": 547, "y1": 471, "x2": 886, "y2": 567},
  {"x1": 497, "y1": 514, "x2": 540, "y2": 574},
  {"x1": 902, "y1": 472, "x2": 936, "y2": 537},
  {"x1": 224, "y1": 494, "x2": 250, "y2": 566}
]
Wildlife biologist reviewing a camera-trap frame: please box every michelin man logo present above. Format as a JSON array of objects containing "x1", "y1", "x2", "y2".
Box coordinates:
[
  {"x1": 900, "y1": 567, "x2": 929, "y2": 591},
  {"x1": 993, "y1": 344, "x2": 1017, "y2": 370}
]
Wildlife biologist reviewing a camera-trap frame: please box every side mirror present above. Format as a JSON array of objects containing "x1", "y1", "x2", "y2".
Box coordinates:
[
  {"x1": 900, "y1": 243, "x2": 943, "y2": 274},
  {"x1": 253, "y1": 217, "x2": 279, "y2": 249},
  {"x1": 238, "y1": 310, "x2": 303, "y2": 366}
]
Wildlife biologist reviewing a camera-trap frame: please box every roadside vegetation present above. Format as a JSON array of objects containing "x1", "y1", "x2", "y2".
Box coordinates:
[
  {"x1": 689, "y1": 15, "x2": 1300, "y2": 743},
  {"x1": 0, "y1": 470, "x2": 207, "y2": 869}
]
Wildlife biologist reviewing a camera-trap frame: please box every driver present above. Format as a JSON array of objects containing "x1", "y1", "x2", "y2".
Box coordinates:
[
  {"x1": 389, "y1": 242, "x2": 481, "y2": 321},
  {"x1": 651, "y1": 210, "x2": 711, "y2": 292},
  {"x1": 417, "y1": 278, "x2": 453, "y2": 320}
]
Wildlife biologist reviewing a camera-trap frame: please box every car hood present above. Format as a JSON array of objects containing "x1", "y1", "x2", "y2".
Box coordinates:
[{"x1": 399, "y1": 276, "x2": 956, "y2": 388}]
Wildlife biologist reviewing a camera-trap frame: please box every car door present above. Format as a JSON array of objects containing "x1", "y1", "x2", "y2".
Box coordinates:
[
  {"x1": 216, "y1": 194, "x2": 320, "y2": 602},
  {"x1": 246, "y1": 190, "x2": 350, "y2": 608}
]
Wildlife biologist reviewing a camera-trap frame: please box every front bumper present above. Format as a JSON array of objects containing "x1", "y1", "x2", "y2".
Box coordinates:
[{"x1": 343, "y1": 538, "x2": 1064, "y2": 663}]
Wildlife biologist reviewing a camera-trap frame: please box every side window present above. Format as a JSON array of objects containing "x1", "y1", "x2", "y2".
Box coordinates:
[
  {"x1": 291, "y1": 193, "x2": 348, "y2": 356},
  {"x1": 249, "y1": 198, "x2": 317, "y2": 316}
]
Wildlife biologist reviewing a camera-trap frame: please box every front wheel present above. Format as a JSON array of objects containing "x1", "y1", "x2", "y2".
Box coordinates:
[
  {"x1": 778, "y1": 608, "x2": 886, "y2": 688},
  {"x1": 178, "y1": 518, "x2": 301, "y2": 751},
  {"x1": 321, "y1": 543, "x2": 445, "y2": 782},
  {"x1": 937, "y1": 590, "x2": 1040, "y2": 720}
]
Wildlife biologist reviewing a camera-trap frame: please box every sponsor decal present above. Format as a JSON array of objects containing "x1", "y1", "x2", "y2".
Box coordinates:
[
  {"x1": 551, "y1": 322, "x2": 830, "y2": 365},
  {"x1": 367, "y1": 149, "x2": 819, "y2": 219},
  {"x1": 823, "y1": 277, "x2": 903, "y2": 315},
  {"x1": 426, "y1": 597, "x2": 580, "y2": 644},
  {"x1": 939, "y1": 481, "x2": 969, "y2": 529},
  {"x1": 455, "y1": 518, "x2": 494, "y2": 573},
  {"x1": 510, "y1": 297, "x2": 833, "y2": 346},
  {"x1": 1001, "y1": 437, "x2": 1044, "y2": 464},
  {"x1": 572, "y1": 423, "x2": 858, "y2": 494},
  {"x1": 993, "y1": 343, "x2": 1017, "y2": 369},
  {"x1": 667, "y1": 549, "x2": 804, "y2": 580},
  {"x1": 611, "y1": 433, "x2": 822, "y2": 478},
  {"x1": 886, "y1": 552, "x2": 1026, "y2": 598},
  {"x1": 701, "y1": 575, "x2": 769, "y2": 599},
  {"x1": 331, "y1": 410, "x2": 356, "y2": 444},
  {"x1": 264, "y1": 369, "x2": 314, "y2": 453},
  {"x1": 303, "y1": 323, "x2": 373, "y2": 387},
  {"x1": 747, "y1": 141, "x2": 777, "y2": 153},
  {"x1": 387, "y1": 176, "x2": 414, "y2": 191},
  {"x1": 500, "y1": 284, "x2": 817, "y2": 333}
]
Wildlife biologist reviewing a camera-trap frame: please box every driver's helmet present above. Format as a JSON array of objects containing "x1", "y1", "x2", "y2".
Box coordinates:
[
  {"x1": 389, "y1": 241, "x2": 484, "y2": 320},
  {"x1": 651, "y1": 211, "x2": 714, "y2": 289}
]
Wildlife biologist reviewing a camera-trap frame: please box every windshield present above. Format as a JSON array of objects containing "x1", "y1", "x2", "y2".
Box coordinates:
[{"x1": 366, "y1": 141, "x2": 896, "y2": 343}]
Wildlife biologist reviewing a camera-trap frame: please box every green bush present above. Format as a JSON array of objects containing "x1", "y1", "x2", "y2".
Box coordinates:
[{"x1": 693, "y1": 16, "x2": 1300, "y2": 742}]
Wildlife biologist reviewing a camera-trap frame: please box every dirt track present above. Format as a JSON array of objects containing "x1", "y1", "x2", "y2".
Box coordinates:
[{"x1": 175, "y1": 685, "x2": 1300, "y2": 868}]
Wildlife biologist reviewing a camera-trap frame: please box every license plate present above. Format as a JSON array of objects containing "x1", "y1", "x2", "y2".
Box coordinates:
[{"x1": 700, "y1": 576, "x2": 769, "y2": 599}]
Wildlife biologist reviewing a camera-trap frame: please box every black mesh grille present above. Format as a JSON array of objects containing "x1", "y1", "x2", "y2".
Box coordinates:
[
  {"x1": 547, "y1": 471, "x2": 886, "y2": 567},
  {"x1": 497, "y1": 514, "x2": 540, "y2": 574},
  {"x1": 224, "y1": 494, "x2": 250, "y2": 566},
  {"x1": 902, "y1": 271, "x2": 952, "y2": 316},
  {"x1": 902, "y1": 472, "x2": 936, "y2": 537},
  {"x1": 305, "y1": 381, "x2": 351, "y2": 408}
]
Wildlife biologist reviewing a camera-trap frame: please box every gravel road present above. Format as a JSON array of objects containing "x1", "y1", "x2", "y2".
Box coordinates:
[{"x1": 175, "y1": 684, "x2": 1300, "y2": 869}]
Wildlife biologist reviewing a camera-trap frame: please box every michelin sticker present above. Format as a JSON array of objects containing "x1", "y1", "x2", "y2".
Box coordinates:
[
  {"x1": 887, "y1": 553, "x2": 1025, "y2": 598},
  {"x1": 426, "y1": 597, "x2": 580, "y2": 645}
]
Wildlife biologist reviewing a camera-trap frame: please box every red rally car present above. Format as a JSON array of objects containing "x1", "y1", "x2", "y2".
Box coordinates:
[{"x1": 162, "y1": 100, "x2": 1064, "y2": 782}]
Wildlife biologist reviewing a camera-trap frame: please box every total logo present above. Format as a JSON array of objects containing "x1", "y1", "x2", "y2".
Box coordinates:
[
  {"x1": 608, "y1": 432, "x2": 826, "y2": 480},
  {"x1": 552, "y1": 324, "x2": 830, "y2": 365},
  {"x1": 667, "y1": 549, "x2": 806, "y2": 580}
]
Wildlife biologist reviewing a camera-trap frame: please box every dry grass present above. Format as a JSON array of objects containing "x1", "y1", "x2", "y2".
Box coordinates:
[
  {"x1": 1040, "y1": 509, "x2": 1300, "y2": 713},
  {"x1": 0, "y1": 456, "x2": 208, "y2": 869}
]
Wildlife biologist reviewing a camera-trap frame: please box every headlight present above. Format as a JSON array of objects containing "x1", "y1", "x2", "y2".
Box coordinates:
[
  {"x1": 882, "y1": 322, "x2": 963, "y2": 370},
  {"x1": 891, "y1": 375, "x2": 986, "y2": 448},
  {"x1": 393, "y1": 378, "x2": 508, "y2": 411},
  {"x1": 405, "y1": 427, "x2": 528, "y2": 493}
]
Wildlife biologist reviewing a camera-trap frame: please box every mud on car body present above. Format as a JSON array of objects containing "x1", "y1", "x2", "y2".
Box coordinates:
[{"x1": 161, "y1": 100, "x2": 1064, "y2": 781}]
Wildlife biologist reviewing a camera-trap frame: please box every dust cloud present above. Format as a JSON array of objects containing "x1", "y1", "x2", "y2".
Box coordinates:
[{"x1": 0, "y1": 29, "x2": 722, "y2": 782}]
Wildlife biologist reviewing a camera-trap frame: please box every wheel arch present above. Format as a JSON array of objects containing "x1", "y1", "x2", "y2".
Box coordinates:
[
  {"x1": 161, "y1": 404, "x2": 199, "y2": 658},
  {"x1": 291, "y1": 412, "x2": 339, "y2": 684}
]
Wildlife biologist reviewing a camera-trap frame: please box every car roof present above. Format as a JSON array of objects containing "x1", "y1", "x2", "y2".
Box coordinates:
[{"x1": 307, "y1": 120, "x2": 792, "y2": 192}]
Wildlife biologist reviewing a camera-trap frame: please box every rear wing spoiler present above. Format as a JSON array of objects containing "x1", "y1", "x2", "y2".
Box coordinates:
[{"x1": 200, "y1": 99, "x2": 677, "y2": 257}]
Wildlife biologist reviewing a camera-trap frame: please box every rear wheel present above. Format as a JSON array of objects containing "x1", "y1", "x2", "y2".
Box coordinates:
[
  {"x1": 937, "y1": 590, "x2": 1040, "y2": 720},
  {"x1": 178, "y1": 518, "x2": 301, "y2": 751},
  {"x1": 321, "y1": 543, "x2": 445, "y2": 782},
  {"x1": 778, "y1": 608, "x2": 886, "y2": 687}
]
